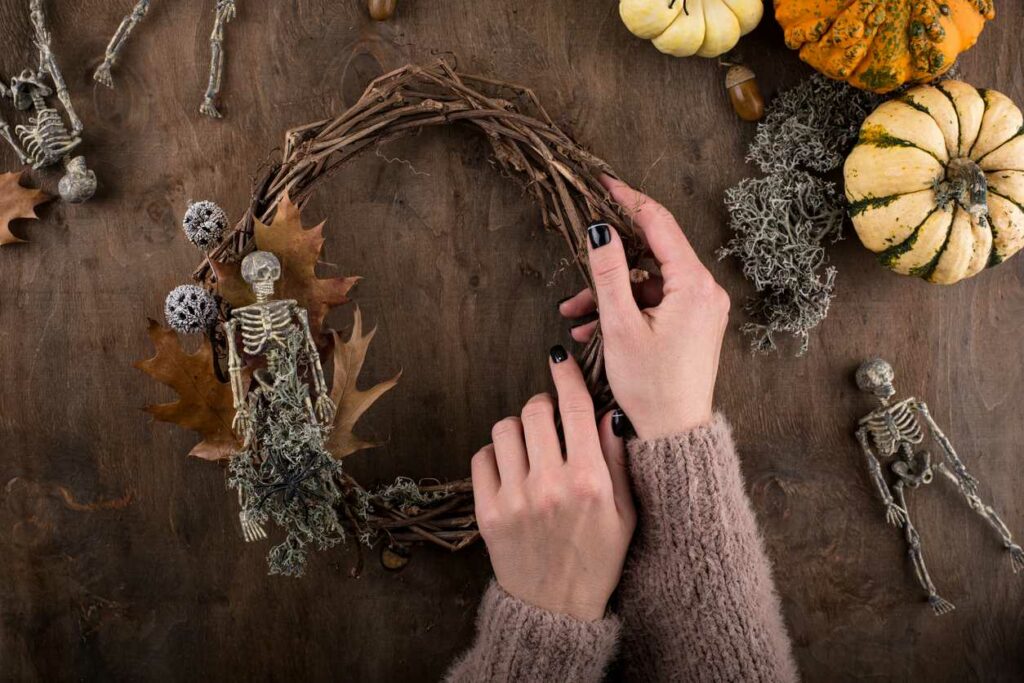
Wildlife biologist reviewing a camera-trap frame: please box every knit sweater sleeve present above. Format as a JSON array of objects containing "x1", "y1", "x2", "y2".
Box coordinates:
[
  {"x1": 445, "y1": 581, "x2": 620, "y2": 683},
  {"x1": 617, "y1": 414, "x2": 799, "y2": 682}
]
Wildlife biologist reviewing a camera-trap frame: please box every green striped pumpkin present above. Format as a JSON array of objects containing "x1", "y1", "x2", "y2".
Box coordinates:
[{"x1": 844, "y1": 81, "x2": 1024, "y2": 285}]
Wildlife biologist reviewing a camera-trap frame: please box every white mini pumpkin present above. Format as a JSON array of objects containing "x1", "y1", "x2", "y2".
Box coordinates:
[
  {"x1": 844, "y1": 81, "x2": 1024, "y2": 285},
  {"x1": 619, "y1": 0, "x2": 764, "y2": 59}
]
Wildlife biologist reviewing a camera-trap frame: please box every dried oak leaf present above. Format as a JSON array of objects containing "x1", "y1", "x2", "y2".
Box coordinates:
[
  {"x1": 0, "y1": 172, "x2": 50, "y2": 246},
  {"x1": 134, "y1": 319, "x2": 249, "y2": 461},
  {"x1": 328, "y1": 307, "x2": 401, "y2": 458},
  {"x1": 213, "y1": 194, "x2": 359, "y2": 343}
]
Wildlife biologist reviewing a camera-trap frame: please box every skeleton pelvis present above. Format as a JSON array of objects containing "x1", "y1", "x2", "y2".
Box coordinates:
[{"x1": 892, "y1": 451, "x2": 933, "y2": 487}]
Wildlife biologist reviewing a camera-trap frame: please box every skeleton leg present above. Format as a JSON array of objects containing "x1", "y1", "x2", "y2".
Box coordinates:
[
  {"x1": 29, "y1": 0, "x2": 83, "y2": 135},
  {"x1": 893, "y1": 482, "x2": 955, "y2": 615},
  {"x1": 200, "y1": 1, "x2": 237, "y2": 119},
  {"x1": 94, "y1": 0, "x2": 152, "y2": 88},
  {"x1": 936, "y1": 463, "x2": 1024, "y2": 573}
]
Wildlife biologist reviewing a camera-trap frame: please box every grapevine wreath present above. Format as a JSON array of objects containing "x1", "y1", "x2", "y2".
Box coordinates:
[{"x1": 138, "y1": 60, "x2": 647, "y2": 576}]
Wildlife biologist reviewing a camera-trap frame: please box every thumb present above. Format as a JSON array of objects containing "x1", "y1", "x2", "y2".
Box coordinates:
[
  {"x1": 586, "y1": 222, "x2": 641, "y2": 331},
  {"x1": 599, "y1": 409, "x2": 634, "y2": 518}
]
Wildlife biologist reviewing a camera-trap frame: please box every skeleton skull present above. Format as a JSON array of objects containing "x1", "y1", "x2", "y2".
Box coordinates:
[
  {"x1": 241, "y1": 250, "x2": 281, "y2": 298},
  {"x1": 856, "y1": 358, "x2": 896, "y2": 401},
  {"x1": 10, "y1": 70, "x2": 51, "y2": 111}
]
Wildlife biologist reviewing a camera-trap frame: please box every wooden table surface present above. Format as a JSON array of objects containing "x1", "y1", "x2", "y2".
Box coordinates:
[{"x1": 1, "y1": 1, "x2": 1022, "y2": 680}]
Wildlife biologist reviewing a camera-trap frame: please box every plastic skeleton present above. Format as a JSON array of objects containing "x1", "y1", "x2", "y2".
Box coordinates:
[
  {"x1": 224, "y1": 251, "x2": 336, "y2": 542},
  {"x1": 855, "y1": 358, "x2": 1023, "y2": 615},
  {"x1": 94, "y1": 0, "x2": 237, "y2": 119},
  {"x1": 0, "y1": 1, "x2": 95, "y2": 202}
]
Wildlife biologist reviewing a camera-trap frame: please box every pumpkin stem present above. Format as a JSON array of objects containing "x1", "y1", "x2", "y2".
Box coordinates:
[{"x1": 940, "y1": 157, "x2": 988, "y2": 218}]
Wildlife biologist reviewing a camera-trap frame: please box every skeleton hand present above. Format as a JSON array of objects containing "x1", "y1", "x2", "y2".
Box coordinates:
[
  {"x1": 232, "y1": 405, "x2": 252, "y2": 438},
  {"x1": 958, "y1": 470, "x2": 980, "y2": 496},
  {"x1": 315, "y1": 395, "x2": 336, "y2": 426},
  {"x1": 218, "y1": 0, "x2": 237, "y2": 20},
  {"x1": 885, "y1": 502, "x2": 907, "y2": 527}
]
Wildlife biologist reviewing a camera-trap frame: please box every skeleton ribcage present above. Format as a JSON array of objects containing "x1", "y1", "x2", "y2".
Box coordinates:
[
  {"x1": 15, "y1": 107, "x2": 79, "y2": 168},
  {"x1": 864, "y1": 399, "x2": 924, "y2": 457},
  {"x1": 236, "y1": 301, "x2": 295, "y2": 356}
]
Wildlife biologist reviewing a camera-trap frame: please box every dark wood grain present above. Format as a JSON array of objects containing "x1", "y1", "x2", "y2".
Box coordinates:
[{"x1": 1, "y1": 1, "x2": 1022, "y2": 680}]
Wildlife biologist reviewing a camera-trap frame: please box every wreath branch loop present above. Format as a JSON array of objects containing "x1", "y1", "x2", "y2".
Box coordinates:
[{"x1": 191, "y1": 59, "x2": 641, "y2": 560}]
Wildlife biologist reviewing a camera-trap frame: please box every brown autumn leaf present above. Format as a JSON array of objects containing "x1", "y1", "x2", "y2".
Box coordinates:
[
  {"x1": 134, "y1": 319, "x2": 249, "y2": 461},
  {"x1": 327, "y1": 307, "x2": 401, "y2": 458},
  {"x1": 0, "y1": 172, "x2": 51, "y2": 246},
  {"x1": 213, "y1": 194, "x2": 359, "y2": 343}
]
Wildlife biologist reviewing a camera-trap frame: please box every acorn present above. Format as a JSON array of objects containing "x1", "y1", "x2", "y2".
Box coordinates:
[
  {"x1": 368, "y1": 0, "x2": 397, "y2": 21},
  {"x1": 380, "y1": 543, "x2": 411, "y2": 571},
  {"x1": 725, "y1": 65, "x2": 765, "y2": 122}
]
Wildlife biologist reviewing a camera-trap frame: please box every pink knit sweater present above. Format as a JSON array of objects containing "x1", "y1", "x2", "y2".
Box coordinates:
[{"x1": 446, "y1": 415, "x2": 798, "y2": 682}]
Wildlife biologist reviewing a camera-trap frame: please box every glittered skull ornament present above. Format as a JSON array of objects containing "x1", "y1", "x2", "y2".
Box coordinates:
[
  {"x1": 241, "y1": 250, "x2": 281, "y2": 300},
  {"x1": 856, "y1": 358, "x2": 896, "y2": 403}
]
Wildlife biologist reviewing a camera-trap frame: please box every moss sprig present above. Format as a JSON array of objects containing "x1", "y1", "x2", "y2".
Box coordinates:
[
  {"x1": 721, "y1": 74, "x2": 880, "y2": 355},
  {"x1": 720, "y1": 172, "x2": 845, "y2": 354},
  {"x1": 747, "y1": 74, "x2": 882, "y2": 175}
]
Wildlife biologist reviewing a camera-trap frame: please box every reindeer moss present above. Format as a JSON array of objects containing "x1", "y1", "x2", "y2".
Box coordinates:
[
  {"x1": 747, "y1": 74, "x2": 881, "y2": 175},
  {"x1": 721, "y1": 75, "x2": 881, "y2": 355},
  {"x1": 720, "y1": 172, "x2": 845, "y2": 355}
]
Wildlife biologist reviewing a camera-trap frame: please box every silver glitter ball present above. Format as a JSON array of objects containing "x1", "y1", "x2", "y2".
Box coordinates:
[
  {"x1": 164, "y1": 284, "x2": 218, "y2": 334},
  {"x1": 182, "y1": 200, "x2": 228, "y2": 249}
]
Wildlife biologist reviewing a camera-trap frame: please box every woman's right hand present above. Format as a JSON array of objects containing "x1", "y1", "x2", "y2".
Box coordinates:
[{"x1": 560, "y1": 176, "x2": 730, "y2": 440}]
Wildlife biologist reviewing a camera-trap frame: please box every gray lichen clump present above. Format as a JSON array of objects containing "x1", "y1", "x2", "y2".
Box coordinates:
[
  {"x1": 164, "y1": 284, "x2": 218, "y2": 334},
  {"x1": 182, "y1": 200, "x2": 228, "y2": 250},
  {"x1": 720, "y1": 74, "x2": 881, "y2": 355},
  {"x1": 720, "y1": 172, "x2": 844, "y2": 354},
  {"x1": 228, "y1": 331, "x2": 346, "y2": 577},
  {"x1": 747, "y1": 75, "x2": 881, "y2": 175}
]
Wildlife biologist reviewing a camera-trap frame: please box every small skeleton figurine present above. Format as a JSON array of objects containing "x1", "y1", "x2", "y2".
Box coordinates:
[
  {"x1": 95, "y1": 0, "x2": 238, "y2": 119},
  {"x1": 200, "y1": 0, "x2": 237, "y2": 118},
  {"x1": 93, "y1": 0, "x2": 150, "y2": 88},
  {"x1": 855, "y1": 358, "x2": 1024, "y2": 615},
  {"x1": 224, "y1": 250, "x2": 344, "y2": 576},
  {"x1": 0, "y1": 1, "x2": 95, "y2": 202}
]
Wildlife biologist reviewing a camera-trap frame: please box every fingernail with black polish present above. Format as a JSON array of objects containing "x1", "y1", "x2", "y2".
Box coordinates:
[
  {"x1": 587, "y1": 222, "x2": 612, "y2": 249},
  {"x1": 549, "y1": 344, "x2": 569, "y2": 364},
  {"x1": 611, "y1": 409, "x2": 630, "y2": 438}
]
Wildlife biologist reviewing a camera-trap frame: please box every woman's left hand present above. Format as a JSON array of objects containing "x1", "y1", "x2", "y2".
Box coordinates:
[{"x1": 471, "y1": 347, "x2": 636, "y2": 622}]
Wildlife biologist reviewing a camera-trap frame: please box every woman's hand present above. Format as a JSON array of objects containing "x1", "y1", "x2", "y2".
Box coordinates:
[
  {"x1": 471, "y1": 349, "x2": 636, "y2": 622},
  {"x1": 560, "y1": 176, "x2": 730, "y2": 440}
]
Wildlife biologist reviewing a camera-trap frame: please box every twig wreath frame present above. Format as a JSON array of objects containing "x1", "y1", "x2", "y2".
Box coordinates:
[{"x1": 182, "y1": 59, "x2": 643, "y2": 572}]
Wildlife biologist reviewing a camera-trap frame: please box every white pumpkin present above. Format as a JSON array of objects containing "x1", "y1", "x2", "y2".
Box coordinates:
[
  {"x1": 619, "y1": 0, "x2": 763, "y2": 59},
  {"x1": 844, "y1": 81, "x2": 1024, "y2": 285}
]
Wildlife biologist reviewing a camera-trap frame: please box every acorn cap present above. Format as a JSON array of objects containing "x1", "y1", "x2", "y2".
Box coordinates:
[{"x1": 725, "y1": 65, "x2": 756, "y2": 89}]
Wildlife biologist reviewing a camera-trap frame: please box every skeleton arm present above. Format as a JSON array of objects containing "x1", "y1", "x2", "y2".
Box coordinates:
[
  {"x1": 224, "y1": 319, "x2": 251, "y2": 437},
  {"x1": 295, "y1": 307, "x2": 335, "y2": 426},
  {"x1": 0, "y1": 83, "x2": 28, "y2": 164},
  {"x1": 94, "y1": 0, "x2": 152, "y2": 88},
  {"x1": 29, "y1": 0, "x2": 82, "y2": 134},
  {"x1": 913, "y1": 400, "x2": 979, "y2": 495},
  {"x1": 856, "y1": 426, "x2": 907, "y2": 527},
  {"x1": 199, "y1": 0, "x2": 237, "y2": 118}
]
